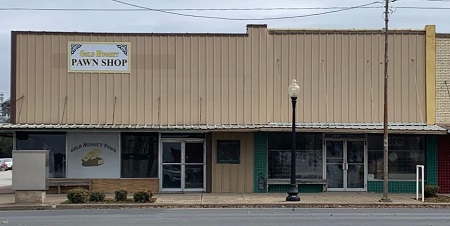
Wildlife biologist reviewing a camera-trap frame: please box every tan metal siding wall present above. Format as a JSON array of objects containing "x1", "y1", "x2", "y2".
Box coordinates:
[
  {"x1": 15, "y1": 34, "x2": 67, "y2": 124},
  {"x1": 269, "y1": 32, "x2": 426, "y2": 123},
  {"x1": 15, "y1": 33, "x2": 250, "y2": 125},
  {"x1": 14, "y1": 28, "x2": 426, "y2": 125},
  {"x1": 211, "y1": 132, "x2": 253, "y2": 193},
  {"x1": 436, "y1": 37, "x2": 450, "y2": 123}
]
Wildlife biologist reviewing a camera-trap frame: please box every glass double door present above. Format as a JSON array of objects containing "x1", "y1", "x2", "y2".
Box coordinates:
[
  {"x1": 160, "y1": 139, "x2": 205, "y2": 192},
  {"x1": 325, "y1": 140, "x2": 367, "y2": 191}
]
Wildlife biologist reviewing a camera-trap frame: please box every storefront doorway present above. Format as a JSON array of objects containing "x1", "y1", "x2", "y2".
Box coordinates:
[
  {"x1": 159, "y1": 139, "x2": 206, "y2": 192},
  {"x1": 325, "y1": 139, "x2": 367, "y2": 191}
]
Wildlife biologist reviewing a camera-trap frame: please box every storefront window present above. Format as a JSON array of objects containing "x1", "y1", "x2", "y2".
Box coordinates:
[
  {"x1": 15, "y1": 132, "x2": 66, "y2": 178},
  {"x1": 121, "y1": 133, "x2": 158, "y2": 178},
  {"x1": 217, "y1": 140, "x2": 240, "y2": 164},
  {"x1": 268, "y1": 133, "x2": 322, "y2": 179},
  {"x1": 67, "y1": 132, "x2": 120, "y2": 178},
  {"x1": 368, "y1": 135, "x2": 425, "y2": 180}
]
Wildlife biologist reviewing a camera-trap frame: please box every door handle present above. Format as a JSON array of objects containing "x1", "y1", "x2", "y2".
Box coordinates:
[{"x1": 343, "y1": 162, "x2": 348, "y2": 170}]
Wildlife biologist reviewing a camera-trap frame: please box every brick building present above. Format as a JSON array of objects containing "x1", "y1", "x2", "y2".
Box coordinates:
[{"x1": 436, "y1": 33, "x2": 450, "y2": 193}]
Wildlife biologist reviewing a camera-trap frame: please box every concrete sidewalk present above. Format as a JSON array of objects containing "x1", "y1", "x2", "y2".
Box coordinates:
[
  {"x1": 0, "y1": 185, "x2": 449, "y2": 210},
  {"x1": 155, "y1": 192, "x2": 422, "y2": 205}
]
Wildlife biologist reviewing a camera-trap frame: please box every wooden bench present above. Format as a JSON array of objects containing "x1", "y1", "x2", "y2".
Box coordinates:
[
  {"x1": 48, "y1": 179, "x2": 92, "y2": 194},
  {"x1": 267, "y1": 179, "x2": 328, "y2": 192}
]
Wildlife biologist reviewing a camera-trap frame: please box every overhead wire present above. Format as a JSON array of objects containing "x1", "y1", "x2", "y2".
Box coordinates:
[
  {"x1": 109, "y1": 0, "x2": 382, "y2": 20},
  {"x1": 1, "y1": 5, "x2": 450, "y2": 11},
  {"x1": 0, "y1": 6, "x2": 384, "y2": 11}
]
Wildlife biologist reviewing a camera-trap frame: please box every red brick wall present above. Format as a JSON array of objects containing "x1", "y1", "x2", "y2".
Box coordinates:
[{"x1": 438, "y1": 136, "x2": 450, "y2": 193}]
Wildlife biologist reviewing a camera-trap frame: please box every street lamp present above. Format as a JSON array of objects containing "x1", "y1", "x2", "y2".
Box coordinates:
[{"x1": 286, "y1": 79, "x2": 300, "y2": 202}]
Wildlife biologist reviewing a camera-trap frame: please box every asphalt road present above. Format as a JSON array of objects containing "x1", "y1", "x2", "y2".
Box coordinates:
[{"x1": 0, "y1": 208, "x2": 449, "y2": 226}]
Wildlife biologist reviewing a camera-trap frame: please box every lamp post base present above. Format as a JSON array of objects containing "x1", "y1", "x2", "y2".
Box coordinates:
[{"x1": 286, "y1": 184, "x2": 300, "y2": 202}]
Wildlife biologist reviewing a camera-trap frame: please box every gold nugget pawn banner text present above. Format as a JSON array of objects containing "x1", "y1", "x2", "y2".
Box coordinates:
[{"x1": 67, "y1": 132, "x2": 120, "y2": 178}]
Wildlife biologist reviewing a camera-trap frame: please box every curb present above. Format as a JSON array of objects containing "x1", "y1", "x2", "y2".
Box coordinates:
[
  {"x1": 1, "y1": 203, "x2": 450, "y2": 211},
  {"x1": 0, "y1": 204, "x2": 54, "y2": 211}
]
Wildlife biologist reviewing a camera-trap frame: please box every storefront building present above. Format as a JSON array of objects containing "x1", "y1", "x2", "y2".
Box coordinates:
[
  {"x1": 436, "y1": 32, "x2": 450, "y2": 194},
  {"x1": 0, "y1": 24, "x2": 446, "y2": 193}
]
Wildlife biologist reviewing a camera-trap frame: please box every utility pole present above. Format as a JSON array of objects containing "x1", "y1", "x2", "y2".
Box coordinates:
[
  {"x1": 380, "y1": 0, "x2": 391, "y2": 202},
  {"x1": 0, "y1": 92, "x2": 3, "y2": 121}
]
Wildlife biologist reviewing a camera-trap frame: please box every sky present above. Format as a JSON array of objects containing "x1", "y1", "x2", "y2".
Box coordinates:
[{"x1": 0, "y1": 0, "x2": 449, "y2": 100}]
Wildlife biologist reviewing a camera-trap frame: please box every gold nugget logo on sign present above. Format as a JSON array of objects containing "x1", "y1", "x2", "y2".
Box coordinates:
[{"x1": 81, "y1": 149, "x2": 104, "y2": 167}]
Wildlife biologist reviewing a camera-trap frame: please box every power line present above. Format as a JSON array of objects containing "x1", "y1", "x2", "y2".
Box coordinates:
[
  {"x1": 1, "y1": 5, "x2": 450, "y2": 12},
  {"x1": 110, "y1": 0, "x2": 382, "y2": 20},
  {"x1": 397, "y1": 6, "x2": 450, "y2": 9},
  {"x1": 0, "y1": 7, "x2": 382, "y2": 11}
]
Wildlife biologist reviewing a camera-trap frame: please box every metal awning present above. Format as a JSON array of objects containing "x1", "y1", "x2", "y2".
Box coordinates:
[
  {"x1": 436, "y1": 124, "x2": 450, "y2": 134},
  {"x1": 0, "y1": 123, "x2": 446, "y2": 134}
]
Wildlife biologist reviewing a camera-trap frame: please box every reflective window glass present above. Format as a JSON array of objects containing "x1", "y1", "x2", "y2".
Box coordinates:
[
  {"x1": 367, "y1": 134, "x2": 425, "y2": 180},
  {"x1": 16, "y1": 132, "x2": 66, "y2": 178},
  {"x1": 121, "y1": 133, "x2": 158, "y2": 178},
  {"x1": 268, "y1": 133, "x2": 323, "y2": 179}
]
